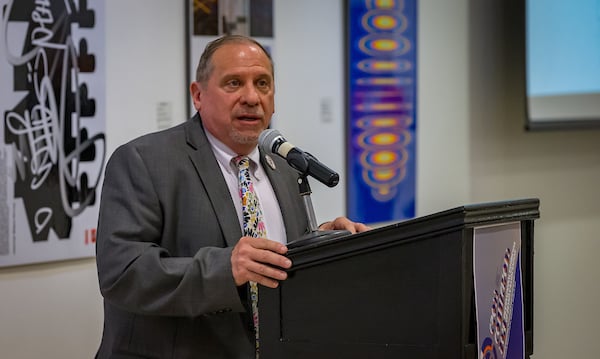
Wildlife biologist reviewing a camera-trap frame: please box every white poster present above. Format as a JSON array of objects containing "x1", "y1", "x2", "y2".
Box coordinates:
[{"x1": 0, "y1": 0, "x2": 105, "y2": 267}]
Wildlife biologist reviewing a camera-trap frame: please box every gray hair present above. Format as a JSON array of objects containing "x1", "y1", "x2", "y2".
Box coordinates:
[{"x1": 195, "y1": 35, "x2": 274, "y2": 85}]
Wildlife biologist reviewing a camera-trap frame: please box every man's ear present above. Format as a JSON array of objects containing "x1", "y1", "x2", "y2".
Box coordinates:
[{"x1": 190, "y1": 82, "x2": 202, "y2": 111}]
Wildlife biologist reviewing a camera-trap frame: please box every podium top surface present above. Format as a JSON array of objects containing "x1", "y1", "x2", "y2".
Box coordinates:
[{"x1": 287, "y1": 198, "x2": 540, "y2": 268}]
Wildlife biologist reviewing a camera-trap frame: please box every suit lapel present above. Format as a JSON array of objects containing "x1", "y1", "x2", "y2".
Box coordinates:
[
  {"x1": 184, "y1": 114, "x2": 242, "y2": 247},
  {"x1": 260, "y1": 152, "x2": 305, "y2": 241}
]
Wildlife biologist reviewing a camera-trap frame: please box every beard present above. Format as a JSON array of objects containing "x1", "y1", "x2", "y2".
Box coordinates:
[{"x1": 229, "y1": 128, "x2": 260, "y2": 146}]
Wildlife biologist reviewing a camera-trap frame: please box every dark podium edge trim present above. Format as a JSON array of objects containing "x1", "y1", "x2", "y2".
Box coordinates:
[{"x1": 288, "y1": 198, "x2": 540, "y2": 270}]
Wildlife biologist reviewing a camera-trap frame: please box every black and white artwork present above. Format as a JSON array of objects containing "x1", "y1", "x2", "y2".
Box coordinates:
[{"x1": 0, "y1": 0, "x2": 105, "y2": 267}]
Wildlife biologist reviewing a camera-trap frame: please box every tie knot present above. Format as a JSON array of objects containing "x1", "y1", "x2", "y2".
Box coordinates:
[{"x1": 234, "y1": 155, "x2": 250, "y2": 170}]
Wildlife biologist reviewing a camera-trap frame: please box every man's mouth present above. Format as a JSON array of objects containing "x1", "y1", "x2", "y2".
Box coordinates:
[{"x1": 237, "y1": 115, "x2": 262, "y2": 121}]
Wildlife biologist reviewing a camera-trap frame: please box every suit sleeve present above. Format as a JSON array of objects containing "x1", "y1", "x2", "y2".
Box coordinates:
[{"x1": 95, "y1": 143, "x2": 246, "y2": 317}]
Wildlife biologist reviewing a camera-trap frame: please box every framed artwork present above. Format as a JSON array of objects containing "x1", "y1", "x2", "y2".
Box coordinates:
[
  {"x1": 185, "y1": 0, "x2": 274, "y2": 116},
  {"x1": 0, "y1": 0, "x2": 106, "y2": 267},
  {"x1": 345, "y1": 0, "x2": 418, "y2": 224}
]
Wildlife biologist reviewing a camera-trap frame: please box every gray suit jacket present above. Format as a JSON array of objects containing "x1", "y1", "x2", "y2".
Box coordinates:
[{"x1": 95, "y1": 114, "x2": 309, "y2": 358}]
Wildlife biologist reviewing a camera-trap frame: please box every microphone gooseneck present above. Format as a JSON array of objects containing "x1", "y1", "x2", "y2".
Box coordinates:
[{"x1": 258, "y1": 129, "x2": 339, "y2": 187}]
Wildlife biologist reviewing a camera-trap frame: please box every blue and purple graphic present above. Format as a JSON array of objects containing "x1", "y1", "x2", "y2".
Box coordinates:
[{"x1": 346, "y1": 0, "x2": 417, "y2": 224}]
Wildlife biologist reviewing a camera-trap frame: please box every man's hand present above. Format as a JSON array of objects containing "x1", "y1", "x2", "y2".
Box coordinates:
[
  {"x1": 319, "y1": 216, "x2": 371, "y2": 234},
  {"x1": 231, "y1": 236, "x2": 292, "y2": 288}
]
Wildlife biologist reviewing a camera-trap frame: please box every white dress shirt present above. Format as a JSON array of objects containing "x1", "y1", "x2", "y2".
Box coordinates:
[{"x1": 204, "y1": 130, "x2": 287, "y2": 244}]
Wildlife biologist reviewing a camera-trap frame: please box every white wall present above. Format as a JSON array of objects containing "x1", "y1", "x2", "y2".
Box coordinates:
[
  {"x1": 273, "y1": 0, "x2": 348, "y2": 222},
  {"x1": 417, "y1": 0, "x2": 471, "y2": 214},
  {"x1": 469, "y1": 1, "x2": 600, "y2": 358},
  {"x1": 0, "y1": 0, "x2": 598, "y2": 358},
  {"x1": 103, "y1": 1, "x2": 187, "y2": 155}
]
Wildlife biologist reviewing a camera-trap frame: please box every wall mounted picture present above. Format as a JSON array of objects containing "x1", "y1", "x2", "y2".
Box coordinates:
[
  {"x1": 0, "y1": 0, "x2": 106, "y2": 267},
  {"x1": 345, "y1": 0, "x2": 417, "y2": 224}
]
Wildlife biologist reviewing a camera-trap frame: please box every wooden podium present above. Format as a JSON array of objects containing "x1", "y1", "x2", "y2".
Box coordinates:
[{"x1": 260, "y1": 199, "x2": 539, "y2": 359}]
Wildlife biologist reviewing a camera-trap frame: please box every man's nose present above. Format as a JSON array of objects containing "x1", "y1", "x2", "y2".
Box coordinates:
[{"x1": 240, "y1": 84, "x2": 260, "y2": 106}]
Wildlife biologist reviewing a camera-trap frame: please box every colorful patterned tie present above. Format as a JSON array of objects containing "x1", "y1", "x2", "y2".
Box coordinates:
[{"x1": 234, "y1": 156, "x2": 265, "y2": 358}]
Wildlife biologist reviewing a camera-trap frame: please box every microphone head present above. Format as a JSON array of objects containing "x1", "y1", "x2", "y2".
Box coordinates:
[{"x1": 258, "y1": 128, "x2": 284, "y2": 154}]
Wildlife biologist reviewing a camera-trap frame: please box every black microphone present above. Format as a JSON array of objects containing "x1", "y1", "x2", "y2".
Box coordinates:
[{"x1": 258, "y1": 129, "x2": 340, "y2": 187}]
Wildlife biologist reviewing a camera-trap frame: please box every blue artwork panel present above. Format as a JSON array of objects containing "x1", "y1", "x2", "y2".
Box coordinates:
[{"x1": 346, "y1": 0, "x2": 417, "y2": 223}]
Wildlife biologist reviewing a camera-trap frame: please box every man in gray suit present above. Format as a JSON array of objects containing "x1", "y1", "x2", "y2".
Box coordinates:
[{"x1": 95, "y1": 35, "x2": 368, "y2": 358}]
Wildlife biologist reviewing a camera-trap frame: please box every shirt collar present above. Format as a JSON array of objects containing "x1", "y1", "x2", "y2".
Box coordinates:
[{"x1": 204, "y1": 130, "x2": 263, "y2": 178}]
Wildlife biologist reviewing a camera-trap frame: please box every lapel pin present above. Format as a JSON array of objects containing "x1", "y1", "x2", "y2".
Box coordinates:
[{"x1": 265, "y1": 155, "x2": 276, "y2": 170}]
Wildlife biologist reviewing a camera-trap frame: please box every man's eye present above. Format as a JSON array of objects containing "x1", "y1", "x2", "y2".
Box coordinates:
[
  {"x1": 227, "y1": 79, "x2": 240, "y2": 87},
  {"x1": 257, "y1": 79, "x2": 270, "y2": 88}
]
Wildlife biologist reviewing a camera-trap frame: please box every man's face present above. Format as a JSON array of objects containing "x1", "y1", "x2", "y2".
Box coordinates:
[{"x1": 190, "y1": 42, "x2": 274, "y2": 155}]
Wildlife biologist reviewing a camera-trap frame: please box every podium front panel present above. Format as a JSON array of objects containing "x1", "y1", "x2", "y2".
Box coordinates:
[{"x1": 261, "y1": 229, "x2": 472, "y2": 359}]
